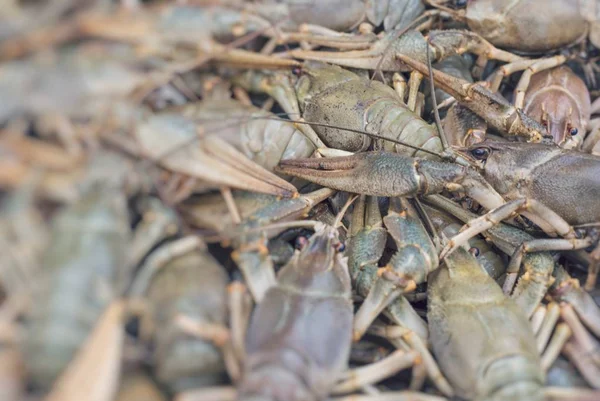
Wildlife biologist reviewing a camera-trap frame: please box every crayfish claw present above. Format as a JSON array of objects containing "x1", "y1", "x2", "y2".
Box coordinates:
[{"x1": 277, "y1": 152, "x2": 398, "y2": 195}]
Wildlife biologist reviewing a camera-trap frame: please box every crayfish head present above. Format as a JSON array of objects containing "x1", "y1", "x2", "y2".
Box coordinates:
[
  {"x1": 297, "y1": 224, "x2": 345, "y2": 273},
  {"x1": 278, "y1": 223, "x2": 351, "y2": 296},
  {"x1": 523, "y1": 66, "x2": 590, "y2": 150}
]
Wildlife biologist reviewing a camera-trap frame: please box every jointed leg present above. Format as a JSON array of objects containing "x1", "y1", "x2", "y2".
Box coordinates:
[
  {"x1": 174, "y1": 315, "x2": 229, "y2": 347},
  {"x1": 560, "y1": 304, "x2": 600, "y2": 388},
  {"x1": 414, "y1": 92, "x2": 425, "y2": 117},
  {"x1": 536, "y1": 302, "x2": 560, "y2": 353},
  {"x1": 563, "y1": 338, "x2": 600, "y2": 389},
  {"x1": 220, "y1": 187, "x2": 241, "y2": 225},
  {"x1": 426, "y1": 29, "x2": 524, "y2": 65},
  {"x1": 550, "y1": 266, "x2": 600, "y2": 337},
  {"x1": 353, "y1": 198, "x2": 435, "y2": 340},
  {"x1": 393, "y1": 72, "x2": 407, "y2": 102},
  {"x1": 407, "y1": 71, "x2": 424, "y2": 113},
  {"x1": 503, "y1": 237, "x2": 592, "y2": 296},
  {"x1": 561, "y1": 304, "x2": 600, "y2": 365},
  {"x1": 585, "y1": 244, "x2": 600, "y2": 290},
  {"x1": 353, "y1": 277, "x2": 413, "y2": 341},
  {"x1": 368, "y1": 323, "x2": 454, "y2": 397},
  {"x1": 531, "y1": 305, "x2": 547, "y2": 334},
  {"x1": 440, "y1": 198, "x2": 577, "y2": 260},
  {"x1": 231, "y1": 238, "x2": 276, "y2": 303},
  {"x1": 350, "y1": 196, "x2": 429, "y2": 342},
  {"x1": 514, "y1": 55, "x2": 569, "y2": 109},
  {"x1": 582, "y1": 118, "x2": 600, "y2": 154},
  {"x1": 127, "y1": 198, "x2": 179, "y2": 269},
  {"x1": 487, "y1": 55, "x2": 567, "y2": 101},
  {"x1": 471, "y1": 54, "x2": 488, "y2": 80},
  {"x1": 228, "y1": 282, "x2": 252, "y2": 365},
  {"x1": 129, "y1": 236, "x2": 203, "y2": 296},
  {"x1": 332, "y1": 349, "x2": 419, "y2": 394},
  {"x1": 489, "y1": 59, "x2": 540, "y2": 93},
  {"x1": 540, "y1": 323, "x2": 571, "y2": 372}
]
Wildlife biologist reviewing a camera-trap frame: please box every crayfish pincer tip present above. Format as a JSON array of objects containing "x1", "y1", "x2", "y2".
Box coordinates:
[
  {"x1": 278, "y1": 158, "x2": 307, "y2": 167},
  {"x1": 279, "y1": 154, "x2": 365, "y2": 171},
  {"x1": 278, "y1": 157, "x2": 330, "y2": 169},
  {"x1": 278, "y1": 189, "x2": 298, "y2": 198}
]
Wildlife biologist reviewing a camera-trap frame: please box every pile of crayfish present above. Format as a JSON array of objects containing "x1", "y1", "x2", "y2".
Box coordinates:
[{"x1": 1, "y1": 1, "x2": 600, "y2": 400}]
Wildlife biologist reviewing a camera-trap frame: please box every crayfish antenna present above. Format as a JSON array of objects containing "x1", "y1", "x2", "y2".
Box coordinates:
[{"x1": 426, "y1": 35, "x2": 450, "y2": 153}]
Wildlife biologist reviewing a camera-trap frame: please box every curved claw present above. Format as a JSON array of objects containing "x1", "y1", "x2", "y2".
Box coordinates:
[
  {"x1": 137, "y1": 117, "x2": 297, "y2": 197},
  {"x1": 277, "y1": 152, "x2": 462, "y2": 197},
  {"x1": 396, "y1": 53, "x2": 548, "y2": 143},
  {"x1": 277, "y1": 152, "x2": 396, "y2": 195}
]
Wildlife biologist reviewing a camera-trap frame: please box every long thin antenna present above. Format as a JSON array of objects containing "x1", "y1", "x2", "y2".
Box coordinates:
[
  {"x1": 145, "y1": 113, "x2": 291, "y2": 164},
  {"x1": 265, "y1": 118, "x2": 446, "y2": 158},
  {"x1": 145, "y1": 113, "x2": 448, "y2": 162},
  {"x1": 426, "y1": 38, "x2": 450, "y2": 151}
]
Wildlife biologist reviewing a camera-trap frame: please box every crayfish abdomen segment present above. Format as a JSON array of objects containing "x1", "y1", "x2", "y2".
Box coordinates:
[
  {"x1": 241, "y1": 289, "x2": 353, "y2": 401},
  {"x1": 466, "y1": 0, "x2": 588, "y2": 53},
  {"x1": 428, "y1": 248, "x2": 544, "y2": 401}
]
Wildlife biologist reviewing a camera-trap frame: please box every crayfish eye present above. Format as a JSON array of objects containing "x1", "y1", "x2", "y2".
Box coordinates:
[
  {"x1": 295, "y1": 236, "x2": 308, "y2": 250},
  {"x1": 569, "y1": 127, "x2": 578, "y2": 136},
  {"x1": 470, "y1": 147, "x2": 490, "y2": 161},
  {"x1": 292, "y1": 66, "x2": 303, "y2": 76},
  {"x1": 335, "y1": 242, "x2": 346, "y2": 252},
  {"x1": 469, "y1": 247, "x2": 480, "y2": 257}
]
